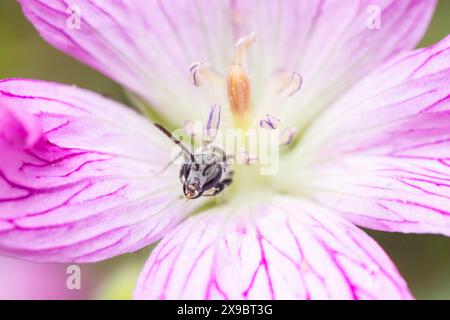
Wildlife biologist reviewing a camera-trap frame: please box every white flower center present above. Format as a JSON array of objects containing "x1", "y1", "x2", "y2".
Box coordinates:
[{"x1": 186, "y1": 34, "x2": 304, "y2": 201}]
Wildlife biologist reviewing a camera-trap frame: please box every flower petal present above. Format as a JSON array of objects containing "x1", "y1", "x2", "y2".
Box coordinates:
[
  {"x1": 18, "y1": 0, "x2": 436, "y2": 127},
  {"x1": 0, "y1": 101, "x2": 43, "y2": 147},
  {"x1": 290, "y1": 36, "x2": 450, "y2": 235},
  {"x1": 0, "y1": 79, "x2": 196, "y2": 262},
  {"x1": 135, "y1": 196, "x2": 411, "y2": 299},
  {"x1": 17, "y1": 0, "x2": 236, "y2": 125}
]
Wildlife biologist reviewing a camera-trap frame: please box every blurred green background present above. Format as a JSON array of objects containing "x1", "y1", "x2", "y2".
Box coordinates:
[{"x1": 0, "y1": 1, "x2": 449, "y2": 299}]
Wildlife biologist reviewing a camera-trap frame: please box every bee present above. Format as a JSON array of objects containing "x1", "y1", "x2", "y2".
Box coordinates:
[{"x1": 154, "y1": 121, "x2": 233, "y2": 200}]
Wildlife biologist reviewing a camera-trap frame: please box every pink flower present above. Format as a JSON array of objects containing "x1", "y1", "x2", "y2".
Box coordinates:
[{"x1": 1, "y1": 0, "x2": 448, "y2": 299}]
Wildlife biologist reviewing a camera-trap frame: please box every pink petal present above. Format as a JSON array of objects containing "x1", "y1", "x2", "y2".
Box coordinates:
[
  {"x1": 0, "y1": 79, "x2": 197, "y2": 262},
  {"x1": 18, "y1": 1, "x2": 436, "y2": 127},
  {"x1": 135, "y1": 196, "x2": 411, "y2": 300},
  {"x1": 0, "y1": 100, "x2": 43, "y2": 147},
  {"x1": 17, "y1": 0, "x2": 235, "y2": 125},
  {"x1": 293, "y1": 36, "x2": 450, "y2": 235}
]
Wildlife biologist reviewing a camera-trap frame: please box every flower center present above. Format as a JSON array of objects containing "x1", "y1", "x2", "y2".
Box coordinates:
[
  {"x1": 187, "y1": 34, "x2": 302, "y2": 199},
  {"x1": 190, "y1": 33, "x2": 301, "y2": 138}
]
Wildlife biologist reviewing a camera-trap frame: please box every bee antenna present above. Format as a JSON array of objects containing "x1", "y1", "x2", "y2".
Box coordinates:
[{"x1": 154, "y1": 123, "x2": 194, "y2": 161}]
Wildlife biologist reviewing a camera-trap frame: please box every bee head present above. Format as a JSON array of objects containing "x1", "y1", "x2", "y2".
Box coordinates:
[{"x1": 183, "y1": 160, "x2": 223, "y2": 199}]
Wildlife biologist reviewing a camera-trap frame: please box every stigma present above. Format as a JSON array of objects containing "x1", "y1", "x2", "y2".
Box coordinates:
[
  {"x1": 227, "y1": 33, "x2": 256, "y2": 129},
  {"x1": 228, "y1": 64, "x2": 251, "y2": 129}
]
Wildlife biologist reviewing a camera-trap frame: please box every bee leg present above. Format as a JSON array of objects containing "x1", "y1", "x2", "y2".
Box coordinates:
[
  {"x1": 203, "y1": 185, "x2": 225, "y2": 197},
  {"x1": 220, "y1": 177, "x2": 233, "y2": 187},
  {"x1": 203, "y1": 178, "x2": 233, "y2": 197},
  {"x1": 224, "y1": 170, "x2": 234, "y2": 179}
]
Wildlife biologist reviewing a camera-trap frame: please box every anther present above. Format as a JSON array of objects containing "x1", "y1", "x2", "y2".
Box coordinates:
[
  {"x1": 279, "y1": 127, "x2": 297, "y2": 146},
  {"x1": 259, "y1": 114, "x2": 280, "y2": 130},
  {"x1": 190, "y1": 62, "x2": 222, "y2": 87},
  {"x1": 276, "y1": 71, "x2": 303, "y2": 97},
  {"x1": 203, "y1": 104, "x2": 221, "y2": 143}
]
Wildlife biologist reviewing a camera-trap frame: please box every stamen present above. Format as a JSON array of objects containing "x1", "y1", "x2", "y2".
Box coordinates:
[
  {"x1": 277, "y1": 71, "x2": 303, "y2": 97},
  {"x1": 257, "y1": 70, "x2": 303, "y2": 117},
  {"x1": 190, "y1": 62, "x2": 222, "y2": 87},
  {"x1": 203, "y1": 104, "x2": 221, "y2": 143},
  {"x1": 190, "y1": 63, "x2": 202, "y2": 86},
  {"x1": 279, "y1": 127, "x2": 297, "y2": 146},
  {"x1": 259, "y1": 114, "x2": 280, "y2": 130}
]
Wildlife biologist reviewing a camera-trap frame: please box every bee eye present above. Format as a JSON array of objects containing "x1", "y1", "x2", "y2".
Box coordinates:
[
  {"x1": 202, "y1": 165, "x2": 222, "y2": 191},
  {"x1": 203, "y1": 165, "x2": 216, "y2": 177}
]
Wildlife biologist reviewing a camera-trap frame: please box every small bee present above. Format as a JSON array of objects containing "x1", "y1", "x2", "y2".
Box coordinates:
[{"x1": 154, "y1": 109, "x2": 233, "y2": 199}]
